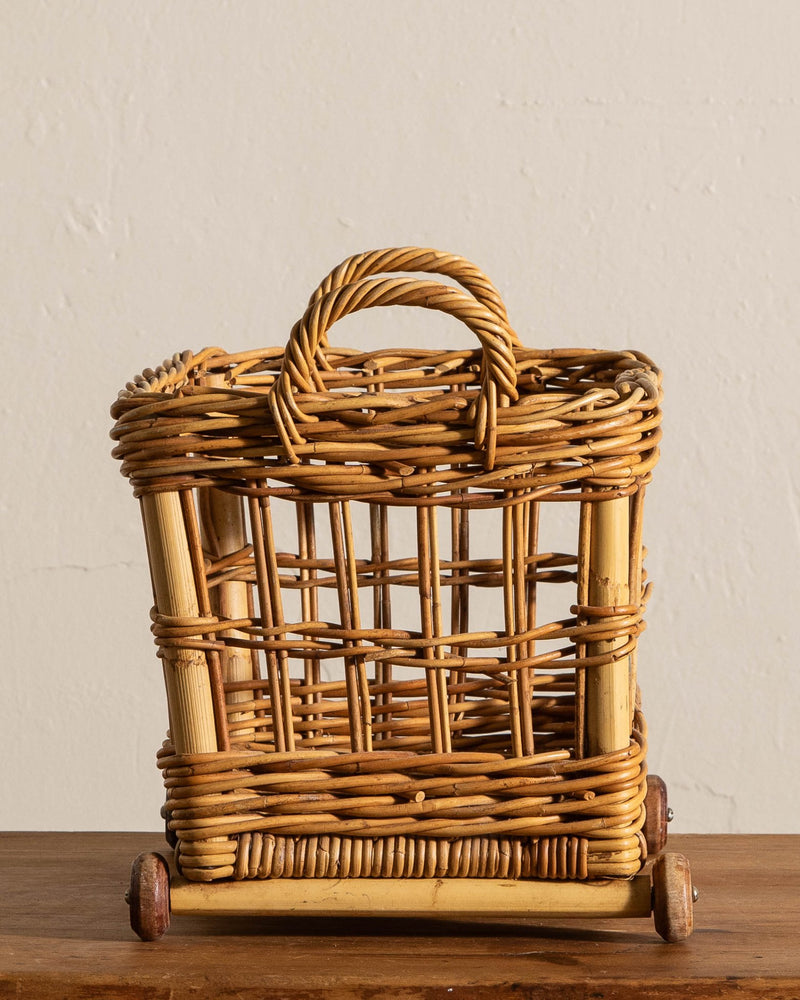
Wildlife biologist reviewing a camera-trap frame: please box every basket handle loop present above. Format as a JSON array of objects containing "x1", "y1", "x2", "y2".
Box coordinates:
[
  {"x1": 307, "y1": 247, "x2": 520, "y2": 346},
  {"x1": 269, "y1": 274, "x2": 519, "y2": 470}
]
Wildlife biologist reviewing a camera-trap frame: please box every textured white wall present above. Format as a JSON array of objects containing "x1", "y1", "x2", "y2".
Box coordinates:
[{"x1": 2, "y1": 0, "x2": 799, "y2": 832}]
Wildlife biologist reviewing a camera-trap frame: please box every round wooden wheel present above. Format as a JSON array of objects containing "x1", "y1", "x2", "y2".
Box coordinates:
[
  {"x1": 127, "y1": 851, "x2": 171, "y2": 941},
  {"x1": 644, "y1": 774, "x2": 670, "y2": 855},
  {"x1": 653, "y1": 852, "x2": 694, "y2": 943}
]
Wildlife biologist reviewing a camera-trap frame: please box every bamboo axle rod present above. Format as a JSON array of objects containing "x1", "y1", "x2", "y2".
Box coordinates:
[
  {"x1": 585, "y1": 496, "x2": 631, "y2": 756},
  {"x1": 141, "y1": 491, "x2": 217, "y2": 755},
  {"x1": 170, "y1": 873, "x2": 653, "y2": 919}
]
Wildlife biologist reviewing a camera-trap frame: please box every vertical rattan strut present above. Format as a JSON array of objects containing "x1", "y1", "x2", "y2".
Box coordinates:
[{"x1": 113, "y1": 247, "x2": 694, "y2": 943}]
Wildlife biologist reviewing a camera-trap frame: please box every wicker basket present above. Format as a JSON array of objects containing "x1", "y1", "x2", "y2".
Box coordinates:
[{"x1": 112, "y1": 247, "x2": 693, "y2": 940}]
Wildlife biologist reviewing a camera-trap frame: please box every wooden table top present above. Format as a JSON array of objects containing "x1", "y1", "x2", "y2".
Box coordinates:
[{"x1": 1, "y1": 832, "x2": 797, "y2": 999}]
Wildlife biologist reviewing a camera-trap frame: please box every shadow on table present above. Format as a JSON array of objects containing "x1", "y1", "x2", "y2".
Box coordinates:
[{"x1": 170, "y1": 911, "x2": 657, "y2": 946}]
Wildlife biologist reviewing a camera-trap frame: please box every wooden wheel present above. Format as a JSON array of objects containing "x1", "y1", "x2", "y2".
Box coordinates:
[
  {"x1": 127, "y1": 851, "x2": 171, "y2": 941},
  {"x1": 652, "y1": 852, "x2": 694, "y2": 942},
  {"x1": 644, "y1": 774, "x2": 670, "y2": 855}
]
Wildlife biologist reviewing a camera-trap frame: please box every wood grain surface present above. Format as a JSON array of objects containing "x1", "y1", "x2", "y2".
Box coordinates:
[{"x1": 1, "y1": 833, "x2": 797, "y2": 999}]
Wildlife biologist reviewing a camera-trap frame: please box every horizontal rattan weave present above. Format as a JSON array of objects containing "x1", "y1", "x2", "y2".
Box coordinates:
[{"x1": 112, "y1": 247, "x2": 662, "y2": 884}]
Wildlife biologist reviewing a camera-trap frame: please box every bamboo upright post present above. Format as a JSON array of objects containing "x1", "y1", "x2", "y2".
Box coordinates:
[
  {"x1": 196, "y1": 371, "x2": 255, "y2": 742},
  {"x1": 628, "y1": 486, "x2": 646, "y2": 728},
  {"x1": 585, "y1": 495, "x2": 631, "y2": 756},
  {"x1": 141, "y1": 491, "x2": 218, "y2": 755},
  {"x1": 199, "y1": 488, "x2": 255, "y2": 740}
]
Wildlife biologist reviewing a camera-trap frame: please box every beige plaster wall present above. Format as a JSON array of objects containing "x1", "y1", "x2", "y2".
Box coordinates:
[{"x1": 2, "y1": 0, "x2": 798, "y2": 831}]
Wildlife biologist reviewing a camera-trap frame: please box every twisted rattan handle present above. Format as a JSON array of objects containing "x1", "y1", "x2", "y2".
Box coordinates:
[
  {"x1": 307, "y1": 247, "x2": 519, "y2": 344},
  {"x1": 269, "y1": 276, "x2": 519, "y2": 470}
]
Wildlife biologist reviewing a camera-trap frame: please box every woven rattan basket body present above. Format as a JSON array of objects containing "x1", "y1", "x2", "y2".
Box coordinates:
[{"x1": 112, "y1": 248, "x2": 668, "y2": 903}]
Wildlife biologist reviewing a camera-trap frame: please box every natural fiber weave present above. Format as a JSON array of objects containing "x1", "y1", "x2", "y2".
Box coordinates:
[
  {"x1": 112, "y1": 247, "x2": 662, "y2": 884},
  {"x1": 228, "y1": 834, "x2": 595, "y2": 882}
]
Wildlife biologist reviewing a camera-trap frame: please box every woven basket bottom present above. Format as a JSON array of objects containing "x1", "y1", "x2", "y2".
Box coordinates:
[
  {"x1": 176, "y1": 831, "x2": 647, "y2": 883},
  {"x1": 165, "y1": 718, "x2": 649, "y2": 884}
]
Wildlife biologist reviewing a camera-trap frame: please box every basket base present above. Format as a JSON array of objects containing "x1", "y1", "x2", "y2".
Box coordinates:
[{"x1": 130, "y1": 851, "x2": 696, "y2": 943}]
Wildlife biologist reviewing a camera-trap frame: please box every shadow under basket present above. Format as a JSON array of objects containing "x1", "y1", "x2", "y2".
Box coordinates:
[{"x1": 111, "y1": 246, "x2": 694, "y2": 942}]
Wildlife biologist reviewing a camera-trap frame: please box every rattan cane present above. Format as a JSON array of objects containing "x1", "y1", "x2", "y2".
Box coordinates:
[{"x1": 112, "y1": 247, "x2": 662, "y2": 886}]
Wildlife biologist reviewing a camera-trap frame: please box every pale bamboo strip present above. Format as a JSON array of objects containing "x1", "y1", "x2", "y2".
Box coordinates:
[
  {"x1": 244, "y1": 570, "x2": 262, "y2": 686},
  {"x1": 585, "y1": 496, "x2": 631, "y2": 756},
  {"x1": 370, "y1": 502, "x2": 393, "y2": 740},
  {"x1": 448, "y1": 498, "x2": 470, "y2": 727},
  {"x1": 575, "y1": 500, "x2": 592, "y2": 759},
  {"x1": 525, "y1": 498, "x2": 539, "y2": 745},
  {"x1": 502, "y1": 503, "x2": 523, "y2": 758},
  {"x1": 515, "y1": 495, "x2": 534, "y2": 755},
  {"x1": 179, "y1": 489, "x2": 230, "y2": 752},
  {"x1": 628, "y1": 485, "x2": 646, "y2": 729},
  {"x1": 417, "y1": 506, "x2": 445, "y2": 754},
  {"x1": 246, "y1": 490, "x2": 286, "y2": 751},
  {"x1": 450, "y1": 506, "x2": 470, "y2": 641},
  {"x1": 428, "y1": 505, "x2": 451, "y2": 754},
  {"x1": 141, "y1": 491, "x2": 217, "y2": 754},
  {"x1": 297, "y1": 502, "x2": 322, "y2": 739},
  {"x1": 139, "y1": 502, "x2": 175, "y2": 741},
  {"x1": 259, "y1": 494, "x2": 296, "y2": 751},
  {"x1": 329, "y1": 501, "x2": 366, "y2": 752},
  {"x1": 198, "y1": 487, "x2": 255, "y2": 738},
  {"x1": 197, "y1": 371, "x2": 256, "y2": 737},
  {"x1": 368, "y1": 361, "x2": 392, "y2": 739},
  {"x1": 342, "y1": 501, "x2": 373, "y2": 752}
]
